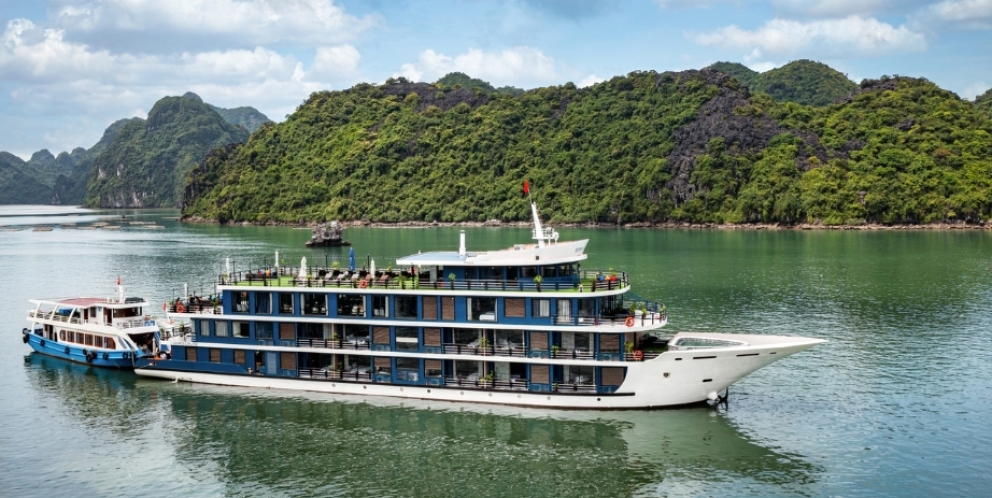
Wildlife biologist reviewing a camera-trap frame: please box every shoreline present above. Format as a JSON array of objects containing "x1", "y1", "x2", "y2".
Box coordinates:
[{"x1": 181, "y1": 215, "x2": 992, "y2": 231}]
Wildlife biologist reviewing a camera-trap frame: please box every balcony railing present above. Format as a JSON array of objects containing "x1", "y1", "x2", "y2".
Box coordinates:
[{"x1": 223, "y1": 268, "x2": 630, "y2": 294}]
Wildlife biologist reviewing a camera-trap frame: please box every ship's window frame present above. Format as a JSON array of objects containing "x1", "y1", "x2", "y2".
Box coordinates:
[
  {"x1": 199, "y1": 319, "x2": 211, "y2": 336},
  {"x1": 278, "y1": 293, "x2": 294, "y2": 315},
  {"x1": 558, "y1": 264, "x2": 572, "y2": 276},
  {"x1": 394, "y1": 295, "x2": 417, "y2": 319},
  {"x1": 215, "y1": 321, "x2": 229, "y2": 337},
  {"x1": 232, "y1": 321, "x2": 249, "y2": 338},
  {"x1": 532, "y1": 299, "x2": 550, "y2": 317},
  {"x1": 302, "y1": 293, "x2": 327, "y2": 316},
  {"x1": 234, "y1": 292, "x2": 249, "y2": 313},
  {"x1": 520, "y1": 266, "x2": 538, "y2": 278},
  {"x1": 254, "y1": 292, "x2": 272, "y2": 314},
  {"x1": 542, "y1": 265, "x2": 556, "y2": 278},
  {"x1": 255, "y1": 321, "x2": 273, "y2": 340},
  {"x1": 395, "y1": 327, "x2": 419, "y2": 351},
  {"x1": 338, "y1": 294, "x2": 365, "y2": 317},
  {"x1": 372, "y1": 295, "x2": 388, "y2": 317},
  {"x1": 467, "y1": 297, "x2": 497, "y2": 322}
]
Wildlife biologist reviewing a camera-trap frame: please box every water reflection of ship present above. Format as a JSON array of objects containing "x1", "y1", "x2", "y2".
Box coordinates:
[
  {"x1": 22, "y1": 354, "x2": 818, "y2": 496},
  {"x1": 305, "y1": 221, "x2": 350, "y2": 247},
  {"x1": 150, "y1": 384, "x2": 820, "y2": 496}
]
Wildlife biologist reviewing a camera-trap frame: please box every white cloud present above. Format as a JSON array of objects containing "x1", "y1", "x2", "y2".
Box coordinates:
[
  {"x1": 396, "y1": 47, "x2": 559, "y2": 88},
  {"x1": 52, "y1": 0, "x2": 379, "y2": 46},
  {"x1": 309, "y1": 45, "x2": 361, "y2": 80},
  {"x1": 688, "y1": 16, "x2": 927, "y2": 58},
  {"x1": 577, "y1": 74, "x2": 604, "y2": 87},
  {"x1": 654, "y1": 0, "x2": 726, "y2": 9},
  {"x1": 769, "y1": 0, "x2": 891, "y2": 17},
  {"x1": 917, "y1": 0, "x2": 992, "y2": 30}
]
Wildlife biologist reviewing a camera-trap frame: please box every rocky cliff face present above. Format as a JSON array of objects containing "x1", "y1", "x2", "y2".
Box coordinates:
[{"x1": 85, "y1": 94, "x2": 250, "y2": 208}]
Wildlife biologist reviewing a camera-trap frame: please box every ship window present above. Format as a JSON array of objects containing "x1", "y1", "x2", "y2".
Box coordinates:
[
  {"x1": 532, "y1": 299, "x2": 550, "y2": 317},
  {"x1": 278, "y1": 293, "x2": 294, "y2": 314},
  {"x1": 232, "y1": 321, "x2": 249, "y2": 338},
  {"x1": 395, "y1": 327, "x2": 419, "y2": 351},
  {"x1": 425, "y1": 359, "x2": 442, "y2": 378},
  {"x1": 372, "y1": 295, "x2": 388, "y2": 317},
  {"x1": 558, "y1": 264, "x2": 572, "y2": 276},
  {"x1": 395, "y1": 296, "x2": 417, "y2": 319},
  {"x1": 454, "y1": 360, "x2": 481, "y2": 381},
  {"x1": 199, "y1": 319, "x2": 210, "y2": 336},
  {"x1": 303, "y1": 293, "x2": 327, "y2": 315},
  {"x1": 338, "y1": 294, "x2": 365, "y2": 317},
  {"x1": 441, "y1": 297, "x2": 454, "y2": 320},
  {"x1": 84, "y1": 334, "x2": 93, "y2": 346},
  {"x1": 234, "y1": 292, "x2": 249, "y2": 313},
  {"x1": 423, "y1": 296, "x2": 438, "y2": 320},
  {"x1": 234, "y1": 350, "x2": 246, "y2": 364},
  {"x1": 468, "y1": 297, "x2": 496, "y2": 321},
  {"x1": 254, "y1": 293, "x2": 272, "y2": 314},
  {"x1": 215, "y1": 321, "x2": 229, "y2": 337},
  {"x1": 107, "y1": 338, "x2": 116, "y2": 350},
  {"x1": 520, "y1": 266, "x2": 537, "y2": 278},
  {"x1": 342, "y1": 324, "x2": 370, "y2": 343},
  {"x1": 578, "y1": 299, "x2": 596, "y2": 319},
  {"x1": 504, "y1": 298, "x2": 525, "y2": 317},
  {"x1": 494, "y1": 330, "x2": 524, "y2": 350},
  {"x1": 209, "y1": 349, "x2": 221, "y2": 362},
  {"x1": 186, "y1": 347, "x2": 198, "y2": 362},
  {"x1": 542, "y1": 266, "x2": 556, "y2": 278},
  {"x1": 299, "y1": 323, "x2": 324, "y2": 339},
  {"x1": 565, "y1": 364, "x2": 594, "y2": 385},
  {"x1": 453, "y1": 329, "x2": 482, "y2": 346},
  {"x1": 255, "y1": 322, "x2": 273, "y2": 340},
  {"x1": 396, "y1": 357, "x2": 419, "y2": 371},
  {"x1": 374, "y1": 357, "x2": 391, "y2": 374}
]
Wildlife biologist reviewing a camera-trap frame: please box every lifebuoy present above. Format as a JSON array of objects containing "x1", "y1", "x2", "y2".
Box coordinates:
[
  {"x1": 625, "y1": 316, "x2": 635, "y2": 327},
  {"x1": 64, "y1": 347, "x2": 70, "y2": 354},
  {"x1": 632, "y1": 350, "x2": 644, "y2": 361},
  {"x1": 40, "y1": 339, "x2": 46, "y2": 347},
  {"x1": 22, "y1": 334, "x2": 29, "y2": 344},
  {"x1": 103, "y1": 352, "x2": 109, "y2": 360}
]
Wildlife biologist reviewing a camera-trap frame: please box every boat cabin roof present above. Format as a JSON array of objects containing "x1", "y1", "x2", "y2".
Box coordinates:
[
  {"x1": 31, "y1": 297, "x2": 147, "y2": 309},
  {"x1": 396, "y1": 239, "x2": 588, "y2": 267}
]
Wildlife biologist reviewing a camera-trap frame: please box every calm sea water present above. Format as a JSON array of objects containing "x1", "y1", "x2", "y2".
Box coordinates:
[{"x1": 1, "y1": 206, "x2": 990, "y2": 497}]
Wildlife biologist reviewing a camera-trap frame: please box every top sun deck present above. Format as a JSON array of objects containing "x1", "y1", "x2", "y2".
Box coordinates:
[
  {"x1": 31, "y1": 296, "x2": 148, "y2": 309},
  {"x1": 396, "y1": 238, "x2": 589, "y2": 267}
]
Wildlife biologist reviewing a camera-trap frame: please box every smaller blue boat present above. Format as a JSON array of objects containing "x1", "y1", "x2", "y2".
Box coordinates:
[{"x1": 22, "y1": 285, "x2": 186, "y2": 369}]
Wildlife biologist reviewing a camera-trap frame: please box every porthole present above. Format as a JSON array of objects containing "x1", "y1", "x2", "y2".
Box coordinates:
[
  {"x1": 489, "y1": 393, "x2": 492, "y2": 397},
  {"x1": 363, "y1": 386, "x2": 367, "y2": 389},
  {"x1": 460, "y1": 391, "x2": 464, "y2": 395},
  {"x1": 427, "y1": 389, "x2": 431, "y2": 393},
  {"x1": 332, "y1": 383, "x2": 336, "y2": 387},
  {"x1": 597, "y1": 398, "x2": 601, "y2": 401}
]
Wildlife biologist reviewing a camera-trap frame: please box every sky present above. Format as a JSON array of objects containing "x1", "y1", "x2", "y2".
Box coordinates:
[{"x1": 1, "y1": 0, "x2": 991, "y2": 159}]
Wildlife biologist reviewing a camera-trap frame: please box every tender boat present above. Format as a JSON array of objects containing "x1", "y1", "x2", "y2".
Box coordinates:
[
  {"x1": 137, "y1": 199, "x2": 824, "y2": 408},
  {"x1": 23, "y1": 282, "x2": 185, "y2": 369}
]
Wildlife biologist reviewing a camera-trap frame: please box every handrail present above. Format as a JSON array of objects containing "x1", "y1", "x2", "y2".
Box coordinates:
[{"x1": 223, "y1": 268, "x2": 631, "y2": 293}]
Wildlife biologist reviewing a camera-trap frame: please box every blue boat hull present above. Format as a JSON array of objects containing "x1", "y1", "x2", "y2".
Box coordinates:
[{"x1": 22, "y1": 329, "x2": 138, "y2": 370}]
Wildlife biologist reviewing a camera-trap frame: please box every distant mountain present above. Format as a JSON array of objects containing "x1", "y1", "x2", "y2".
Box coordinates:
[
  {"x1": 706, "y1": 60, "x2": 856, "y2": 106},
  {"x1": 435, "y1": 72, "x2": 525, "y2": 96},
  {"x1": 181, "y1": 91, "x2": 271, "y2": 133},
  {"x1": 51, "y1": 118, "x2": 139, "y2": 205},
  {"x1": 0, "y1": 152, "x2": 56, "y2": 204},
  {"x1": 84, "y1": 93, "x2": 250, "y2": 208}
]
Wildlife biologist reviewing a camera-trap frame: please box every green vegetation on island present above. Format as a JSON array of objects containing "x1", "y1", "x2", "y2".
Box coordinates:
[
  {"x1": 706, "y1": 59, "x2": 856, "y2": 107},
  {"x1": 182, "y1": 68, "x2": 992, "y2": 226},
  {"x1": 85, "y1": 94, "x2": 251, "y2": 208}
]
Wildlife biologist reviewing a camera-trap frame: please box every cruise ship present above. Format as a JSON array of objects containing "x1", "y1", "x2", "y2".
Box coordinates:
[{"x1": 137, "y1": 202, "x2": 825, "y2": 408}]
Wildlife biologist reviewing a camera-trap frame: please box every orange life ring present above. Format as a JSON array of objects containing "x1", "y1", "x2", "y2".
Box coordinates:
[
  {"x1": 632, "y1": 350, "x2": 644, "y2": 361},
  {"x1": 624, "y1": 316, "x2": 635, "y2": 327},
  {"x1": 359, "y1": 279, "x2": 368, "y2": 288},
  {"x1": 175, "y1": 302, "x2": 185, "y2": 313}
]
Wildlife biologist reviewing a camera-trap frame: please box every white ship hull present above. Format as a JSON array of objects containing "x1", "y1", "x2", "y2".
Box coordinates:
[{"x1": 137, "y1": 333, "x2": 823, "y2": 409}]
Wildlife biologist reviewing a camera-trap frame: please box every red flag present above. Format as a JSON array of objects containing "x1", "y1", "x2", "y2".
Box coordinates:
[
  {"x1": 523, "y1": 180, "x2": 530, "y2": 195},
  {"x1": 117, "y1": 275, "x2": 121, "y2": 285}
]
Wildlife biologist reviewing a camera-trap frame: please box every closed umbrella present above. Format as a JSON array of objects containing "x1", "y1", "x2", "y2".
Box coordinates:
[{"x1": 348, "y1": 247, "x2": 356, "y2": 271}]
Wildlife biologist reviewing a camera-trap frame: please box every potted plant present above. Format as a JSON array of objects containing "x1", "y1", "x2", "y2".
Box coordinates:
[
  {"x1": 551, "y1": 344, "x2": 559, "y2": 358},
  {"x1": 478, "y1": 336, "x2": 490, "y2": 355},
  {"x1": 624, "y1": 341, "x2": 634, "y2": 357},
  {"x1": 447, "y1": 272, "x2": 456, "y2": 289},
  {"x1": 533, "y1": 274, "x2": 543, "y2": 292}
]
